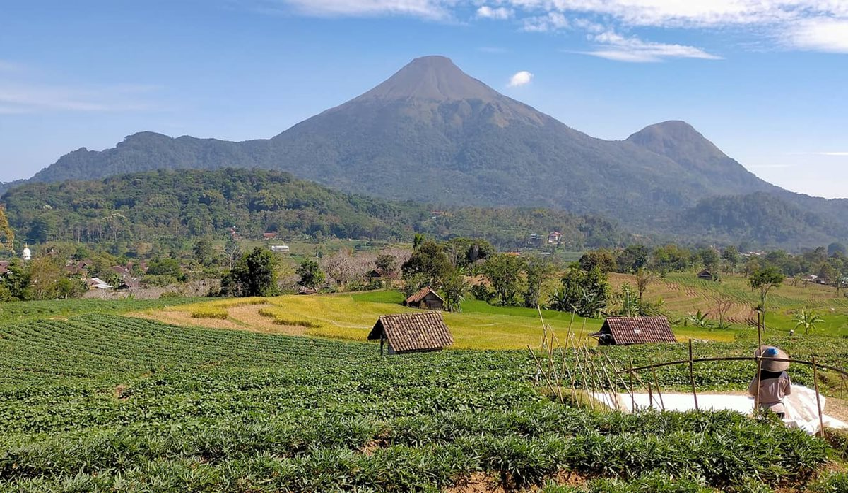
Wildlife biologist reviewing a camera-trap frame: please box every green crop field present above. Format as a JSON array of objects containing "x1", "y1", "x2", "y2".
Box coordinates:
[{"x1": 2, "y1": 314, "x2": 847, "y2": 492}]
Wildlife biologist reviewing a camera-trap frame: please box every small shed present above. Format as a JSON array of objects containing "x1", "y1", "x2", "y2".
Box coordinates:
[
  {"x1": 592, "y1": 316, "x2": 676, "y2": 345},
  {"x1": 367, "y1": 312, "x2": 454, "y2": 355},
  {"x1": 697, "y1": 269, "x2": 714, "y2": 280},
  {"x1": 404, "y1": 286, "x2": 444, "y2": 310}
]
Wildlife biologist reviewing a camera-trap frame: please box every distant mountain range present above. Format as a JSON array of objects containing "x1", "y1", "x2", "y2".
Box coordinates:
[{"x1": 3, "y1": 56, "x2": 846, "y2": 248}]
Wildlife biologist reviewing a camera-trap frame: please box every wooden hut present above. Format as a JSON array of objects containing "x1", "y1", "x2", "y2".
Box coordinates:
[
  {"x1": 367, "y1": 312, "x2": 453, "y2": 355},
  {"x1": 697, "y1": 269, "x2": 714, "y2": 280},
  {"x1": 404, "y1": 286, "x2": 445, "y2": 310},
  {"x1": 592, "y1": 316, "x2": 676, "y2": 345}
]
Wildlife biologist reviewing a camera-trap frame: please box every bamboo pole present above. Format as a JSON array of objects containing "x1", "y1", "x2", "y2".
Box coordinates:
[
  {"x1": 629, "y1": 359, "x2": 636, "y2": 412},
  {"x1": 812, "y1": 357, "x2": 826, "y2": 438},
  {"x1": 648, "y1": 382, "x2": 653, "y2": 409},
  {"x1": 623, "y1": 357, "x2": 848, "y2": 378},
  {"x1": 688, "y1": 339, "x2": 699, "y2": 411},
  {"x1": 651, "y1": 366, "x2": 665, "y2": 411},
  {"x1": 754, "y1": 353, "x2": 763, "y2": 414}
]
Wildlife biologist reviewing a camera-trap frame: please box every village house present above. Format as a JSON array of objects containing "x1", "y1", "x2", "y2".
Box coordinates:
[
  {"x1": 592, "y1": 316, "x2": 677, "y2": 345},
  {"x1": 404, "y1": 286, "x2": 444, "y2": 310},
  {"x1": 367, "y1": 312, "x2": 454, "y2": 355}
]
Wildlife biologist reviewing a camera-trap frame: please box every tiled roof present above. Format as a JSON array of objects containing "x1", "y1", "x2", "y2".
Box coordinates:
[
  {"x1": 367, "y1": 312, "x2": 453, "y2": 352},
  {"x1": 405, "y1": 286, "x2": 443, "y2": 304},
  {"x1": 596, "y1": 316, "x2": 676, "y2": 344}
]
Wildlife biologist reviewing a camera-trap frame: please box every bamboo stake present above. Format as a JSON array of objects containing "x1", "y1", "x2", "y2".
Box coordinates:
[
  {"x1": 651, "y1": 366, "x2": 665, "y2": 411},
  {"x1": 688, "y1": 339, "x2": 699, "y2": 411},
  {"x1": 754, "y1": 354, "x2": 763, "y2": 414},
  {"x1": 648, "y1": 382, "x2": 654, "y2": 409},
  {"x1": 812, "y1": 357, "x2": 826, "y2": 438},
  {"x1": 629, "y1": 359, "x2": 636, "y2": 412},
  {"x1": 602, "y1": 352, "x2": 632, "y2": 404}
]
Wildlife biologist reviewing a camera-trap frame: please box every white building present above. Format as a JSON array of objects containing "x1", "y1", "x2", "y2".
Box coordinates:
[{"x1": 22, "y1": 243, "x2": 31, "y2": 261}]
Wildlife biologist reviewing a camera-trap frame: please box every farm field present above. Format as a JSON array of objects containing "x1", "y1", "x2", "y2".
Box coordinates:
[
  {"x1": 613, "y1": 272, "x2": 848, "y2": 336},
  {"x1": 2, "y1": 314, "x2": 847, "y2": 492},
  {"x1": 135, "y1": 289, "x2": 737, "y2": 351}
]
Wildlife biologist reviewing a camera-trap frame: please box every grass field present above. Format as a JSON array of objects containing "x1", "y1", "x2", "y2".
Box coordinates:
[
  {"x1": 137, "y1": 287, "x2": 747, "y2": 350},
  {"x1": 2, "y1": 314, "x2": 845, "y2": 492}
]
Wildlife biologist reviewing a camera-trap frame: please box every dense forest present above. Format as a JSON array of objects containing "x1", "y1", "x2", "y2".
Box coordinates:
[
  {"x1": 676, "y1": 192, "x2": 848, "y2": 248},
  {"x1": 1, "y1": 169, "x2": 623, "y2": 250}
]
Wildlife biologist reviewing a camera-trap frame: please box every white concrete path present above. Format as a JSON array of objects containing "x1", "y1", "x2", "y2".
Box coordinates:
[{"x1": 592, "y1": 385, "x2": 847, "y2": 435}]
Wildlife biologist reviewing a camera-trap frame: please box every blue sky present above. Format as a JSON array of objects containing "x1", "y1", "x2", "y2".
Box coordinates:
[{"x1": 1, "y1": 0, "x2": 846, "y2": 197}]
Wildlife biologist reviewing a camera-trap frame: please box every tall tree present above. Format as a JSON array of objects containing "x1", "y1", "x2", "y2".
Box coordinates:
[
  {"x1": 552, "y1": 266, "x2": 610, "y2": 318},
  {"x1": 401, "y1": 241, "x2": 453, "y2": 288},
  {"x1": 296, "y1": 259, "x2": 324, "y2": 290},
  {"x1": 523, "y1": 255, "x2": 555, "y2": 309},
  {"x1": 440, "y1": 271, "x2": 469, "y2": 313},
  {"x1": 222, "y1": 247, "x2": 279, "y2": 297},
  {"x1": 483, "y1": 253, "x2": 526, "y2": 306},
  {"x1": 749, "y1": 266, "x2": 784, "y2": 328},
  {"x1": 0, "y1": 207, "x2": 14, "y2": 253},
  {"x1": 634, "y1": 267, "x2": 656, "y2": 303},
  {"x1": 578, "y1": 249, "x2": 616, "y2": 274},
  {"x1": 721, "y1": 245, "x2": 739, "y2": 273},
  {"x1": 193, "y1": 239, "x2": 216, "y2": 267}
]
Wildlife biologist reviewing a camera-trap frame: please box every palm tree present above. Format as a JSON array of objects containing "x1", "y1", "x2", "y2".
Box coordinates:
[{"x1": 794, "y1": 307, "x2": 824, "y2": 335}]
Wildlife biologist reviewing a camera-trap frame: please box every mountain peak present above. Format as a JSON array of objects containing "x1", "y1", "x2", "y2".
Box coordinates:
[
  {"x1": 355, "y1": 55, "x2": 500, "y2": 102},
  {"x1": 627, "y1": 120, "x2": 726, "y2": 159}
]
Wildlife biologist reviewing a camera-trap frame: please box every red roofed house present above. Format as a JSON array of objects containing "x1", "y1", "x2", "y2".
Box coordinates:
[
  {"x1": 404, "y1": 286, "x2": 444, "y2": 310},
  {"x1": 367, "y1": 312, "x2": 454, "y2": 355},
  {"x1": 592, "y1": 316, "x2": 677, "y2": 345}
]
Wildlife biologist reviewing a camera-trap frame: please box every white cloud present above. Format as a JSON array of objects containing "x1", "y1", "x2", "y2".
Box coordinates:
[
  {"x1": 477, "y1": 5, "x2": 512, "y2": 19},
  {"x1": 508, "y1": 71, "x2": 533, "y2": 87},
  {"x1": 261, "y1": 1, "x2": 848, "y2": 55},
  {"x1": 522, "y1": 11, "x2": 568, "y2": 31},
  {"x1": 275, "y1": 0, "x2": 450, "y2": 19},
  {"x1": 502, "y1": 1, "x2": 848, "y2": 28},
  {"x1": 790, "y1": 18, "x2": 848, "y2": 53},
  {"x1": 819, "y1": 152, "x2": 848, "y2": 156},
  {"x1": 584, "y1": 31, "x2": 721, "y2": 62}
]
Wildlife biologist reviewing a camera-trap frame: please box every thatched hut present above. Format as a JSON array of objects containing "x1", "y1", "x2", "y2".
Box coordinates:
[
  {"x1": 404, "y1": 286, "x2": 444, "y2": 310},
  {"x1": 592, "y1": 316, "x2": 676, "y2": 345},
  {"x1": 367, "y1": 312, "x2": 453, "y2": 355}
]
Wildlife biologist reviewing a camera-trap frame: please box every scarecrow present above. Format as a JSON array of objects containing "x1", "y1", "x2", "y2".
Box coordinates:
[{"x1": 748, "y1": 345, "x2": 792, "y2": 419}]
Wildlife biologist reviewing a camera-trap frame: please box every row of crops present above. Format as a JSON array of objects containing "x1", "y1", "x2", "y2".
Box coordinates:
[{"x1": 1, "y1": 315, "x2": 846, "y2": 492}]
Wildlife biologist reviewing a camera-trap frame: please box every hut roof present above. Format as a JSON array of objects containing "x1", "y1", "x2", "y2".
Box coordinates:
[
  {"x1": 593, "y1": 316, "x2": 676, "y2": 345},
  {"x1": 367, "y1": 312, "x2": 453, "y2": 352},
  {"x1": 405, "y1": 286, "x2": 443, "y2": 304}
]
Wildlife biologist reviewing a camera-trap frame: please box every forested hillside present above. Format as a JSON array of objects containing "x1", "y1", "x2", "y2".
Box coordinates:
[
  {"x1": 678, "y1": 192, "x2": 848, "y2": 248},
  {"x1": 1, "y1": 169, "x2": 622, "y2": 249}
]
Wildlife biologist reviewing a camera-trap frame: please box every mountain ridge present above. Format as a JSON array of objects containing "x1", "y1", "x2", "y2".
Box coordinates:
[{"x1": 3, "y1": 55, "x2": 845, "y2": 246}]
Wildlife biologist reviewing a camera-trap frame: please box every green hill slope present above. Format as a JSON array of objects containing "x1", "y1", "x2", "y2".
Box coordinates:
[{"x1": 1, "y1": 168, "x2": 621, "y2": 248}]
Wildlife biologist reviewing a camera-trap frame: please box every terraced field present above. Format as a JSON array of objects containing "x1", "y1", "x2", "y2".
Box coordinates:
[{"x1": 2, "y1": 314, "x2": 846, "y2": 492}]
